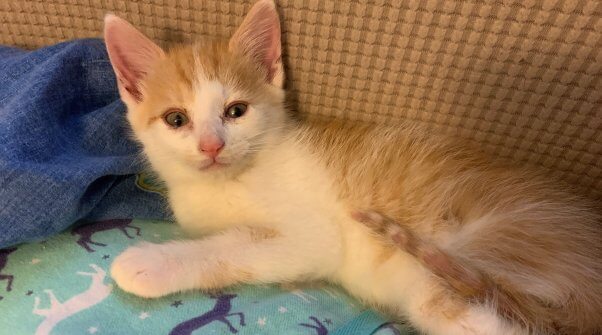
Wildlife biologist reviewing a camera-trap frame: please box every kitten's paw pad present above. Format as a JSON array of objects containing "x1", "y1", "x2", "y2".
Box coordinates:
[{"x1": 111, "y1": 243, "x2": 182, "y2": 298}]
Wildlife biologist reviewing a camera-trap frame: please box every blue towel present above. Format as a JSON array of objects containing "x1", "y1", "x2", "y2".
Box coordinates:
[{"x1": 0, "y1": 39, "x2": 170, "y2": 248}]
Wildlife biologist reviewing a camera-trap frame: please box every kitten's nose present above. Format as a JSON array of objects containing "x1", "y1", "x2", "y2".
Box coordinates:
[{"x1": 198, "y1": 137, "x2": 224, "y2": 158}]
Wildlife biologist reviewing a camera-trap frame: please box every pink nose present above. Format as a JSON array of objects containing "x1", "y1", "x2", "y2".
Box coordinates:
[{"x1": 198, "y1": 137, "x2": 224, "y2": 158}]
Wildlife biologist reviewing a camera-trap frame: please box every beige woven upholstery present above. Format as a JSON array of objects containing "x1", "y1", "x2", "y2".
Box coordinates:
[{"x1": 1, "y1": 0, "x2": 600, "y2": 200}]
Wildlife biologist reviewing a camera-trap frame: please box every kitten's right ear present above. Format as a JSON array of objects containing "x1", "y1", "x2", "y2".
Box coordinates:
[{"x1": 104, "y1": 15, "x2": 165, "y2": 105}]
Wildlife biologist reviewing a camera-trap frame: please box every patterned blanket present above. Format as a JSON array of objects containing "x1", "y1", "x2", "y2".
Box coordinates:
[{"x1": 1, "y1": 219, "x2": 414, "y2": 335}]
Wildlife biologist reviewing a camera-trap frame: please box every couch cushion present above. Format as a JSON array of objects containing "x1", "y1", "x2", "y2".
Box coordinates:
[{"x1": 1, "y1": 0, "x2": 600, "y2": 200}]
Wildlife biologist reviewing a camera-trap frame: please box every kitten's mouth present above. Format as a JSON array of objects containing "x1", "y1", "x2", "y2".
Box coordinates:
[{"x1": 198, "y1": 160, "x2": 230, "y2": 171}]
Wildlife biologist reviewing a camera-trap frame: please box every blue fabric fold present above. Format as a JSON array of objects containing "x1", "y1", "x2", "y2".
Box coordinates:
[{"x1": 0, "y1": 39, "x2": 170, "y2": 248}]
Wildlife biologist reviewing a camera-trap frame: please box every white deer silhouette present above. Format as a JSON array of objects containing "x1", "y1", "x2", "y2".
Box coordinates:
[{"x1": 32, "y1": 264, "x2": 113, "y2": 335}]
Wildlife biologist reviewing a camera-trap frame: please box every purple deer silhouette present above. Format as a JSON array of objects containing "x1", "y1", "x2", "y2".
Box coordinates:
[
  {"x1": 169, "y1": 294, "x2": 245, "y2": 335},
  {"x1": 299, "y1": 316, "x2": 329, "y2": 335},
  {"x1": 0, "y1": 247, "x2": 17, "y2": 299},
  {"x1": 71, "y1": 219, "x2": 140, "y2": 252}
]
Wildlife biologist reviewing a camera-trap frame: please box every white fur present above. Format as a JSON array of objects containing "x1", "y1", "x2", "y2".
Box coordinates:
[{"x1": 112, "y1": 133, "x2": 515, "y2": 334}]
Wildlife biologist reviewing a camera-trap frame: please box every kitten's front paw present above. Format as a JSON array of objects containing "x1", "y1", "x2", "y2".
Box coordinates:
[{"x1": 111, "y1": 243, "x2": 183, "y2": 298}]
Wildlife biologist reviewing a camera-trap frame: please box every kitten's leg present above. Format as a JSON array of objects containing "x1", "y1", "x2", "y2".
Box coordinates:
[
  {"x1": 111, "y1": 226, "x2": 338, "y2": 298},
  {"x1": 406, "y1": 288, "x2": 528, "y2": 335},
  {"x1": 351, "y1": 211, "x2": 529, "y2": 335},
  {"x1": 406, "y1": 277, "x2": 531, "y2": 335},
  {"x1": 353, "y1": 210, "x2": 524, "y2": 321},
  {"x1": 352, "y1": 211, "x2": 492, "y2": 296}
]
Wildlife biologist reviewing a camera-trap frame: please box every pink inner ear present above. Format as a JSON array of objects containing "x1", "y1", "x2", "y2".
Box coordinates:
[
  {"x1": 229, "y1": 0, "x2": 282, "y2": 82},
  {"x1": 104, "y1": 15, "x2": 164, "y2": 103},
  {"x1": 109, "y1": 47, "x2": 144, "y2": 101}
]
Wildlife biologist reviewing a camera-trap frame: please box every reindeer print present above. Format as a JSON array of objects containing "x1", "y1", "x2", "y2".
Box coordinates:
[
  {"x1": 72, "y1": 219, "x2": 140, "y2": 252},
  {"x1": 169, "y1": 293, "x2": 245, "y2": 335},
  {"x1": 0, "y1": 247, "x2": 17, "y2": 299},
  {"x1": 32, "y1": 264, "x2": 112, "y2": 335},
  {"x1": 299, "y1": 316, "x2": 329, "y2": 335}
]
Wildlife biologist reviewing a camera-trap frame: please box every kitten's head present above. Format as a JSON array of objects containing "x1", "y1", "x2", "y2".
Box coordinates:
[{"x1": 104, "y1": 0, "x2": 287, "y2": 181}]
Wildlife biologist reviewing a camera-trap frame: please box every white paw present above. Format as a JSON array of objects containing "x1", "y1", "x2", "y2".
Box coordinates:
[
  {"x1": 111, "y1": 243, "x2": 184, "y2": 298},
  {"x1": 461, "y1": 307, "x2": 528, "y2": 335}
]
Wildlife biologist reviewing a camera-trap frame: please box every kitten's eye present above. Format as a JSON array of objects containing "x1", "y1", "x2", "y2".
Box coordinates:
[
  {"x1": 163, "y1": 109, "x2": 189, "y2": 128},
  {"x1": 224, "y1": 102, "x2": 248, "y2": 119}
]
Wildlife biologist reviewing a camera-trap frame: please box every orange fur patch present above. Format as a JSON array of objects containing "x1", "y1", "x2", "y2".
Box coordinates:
[{"x1": 127, "y1": 39, "x2": 281, "y2": 133}]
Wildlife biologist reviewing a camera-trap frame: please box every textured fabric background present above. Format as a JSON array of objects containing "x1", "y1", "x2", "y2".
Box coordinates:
[{"x1": 1, "y1": 0, "x2": 600, "y2": 200}]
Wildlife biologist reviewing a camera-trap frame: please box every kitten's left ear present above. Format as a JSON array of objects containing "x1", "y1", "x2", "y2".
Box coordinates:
[{"x1": 229, "y1": 0, "x2": 284, "y2": 88}]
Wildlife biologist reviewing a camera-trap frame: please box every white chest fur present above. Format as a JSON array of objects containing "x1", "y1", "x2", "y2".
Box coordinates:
[
  {"x1": 169, "y1": 179, "x2": 263, "y2": 234},
  {"x1": 167, "y1": 139, "x2": 344, "y2": 236},
  {"x1": 164, "y1": 139, "x2": 413, "y2": 303}
]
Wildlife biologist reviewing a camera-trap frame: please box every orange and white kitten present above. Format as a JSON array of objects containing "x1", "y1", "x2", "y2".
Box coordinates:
[{"x1": 104, "y1": 1, "x2": 602, "y2": 334}]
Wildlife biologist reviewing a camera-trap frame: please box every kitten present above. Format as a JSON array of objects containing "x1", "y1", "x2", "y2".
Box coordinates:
[{"x1": 104, "y1": 1, "x2": 602, "y2": 334}]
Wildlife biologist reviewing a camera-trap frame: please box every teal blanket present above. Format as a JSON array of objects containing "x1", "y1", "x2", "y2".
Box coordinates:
[{"x1": 1, "y1": 219, "x2": 415, "y2": 334}]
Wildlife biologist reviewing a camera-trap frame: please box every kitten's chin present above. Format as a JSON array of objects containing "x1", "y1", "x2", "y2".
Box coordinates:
[
  {"x1": 195, "y1": 156, "x2": 249, "y2": 174},
  {"x1": 186, "y1": 153, "x2": 253, "y2": 177},
  {"x1": 198, "y1": 161, "x2": 230, "y2": 171}
]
